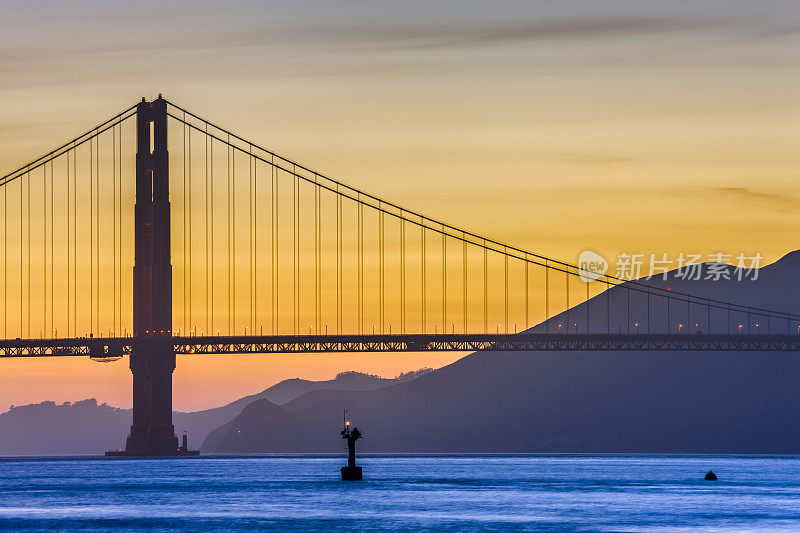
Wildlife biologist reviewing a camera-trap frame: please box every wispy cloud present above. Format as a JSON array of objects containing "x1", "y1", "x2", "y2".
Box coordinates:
[
  {"x1": 554, "y1": 152, "x2": 634, "y2": 166},
  {"x1": 664, "y1": 186, "x2": 800, "y2": 214},
  {"x1": 347, "y1": 17, "x2": 711, "y2": 50}
]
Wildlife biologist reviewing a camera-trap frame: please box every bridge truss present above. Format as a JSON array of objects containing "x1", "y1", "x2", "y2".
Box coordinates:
[{"x1": 1, "y1": 333, "x2": 799, "y2": 358}]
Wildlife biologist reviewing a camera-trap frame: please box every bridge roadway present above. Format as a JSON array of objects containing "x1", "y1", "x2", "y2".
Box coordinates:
[{"x1": 0, "y1": 333, "x2": 799, "y2": 357}]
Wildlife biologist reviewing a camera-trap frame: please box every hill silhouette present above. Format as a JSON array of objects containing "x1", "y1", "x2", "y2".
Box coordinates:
[
  {"x1": 0, "y1": 370, "x2": 428, "y2": 455},
  {"x1": 202, "y1": 251, "x2": 800, "y2": 453}
]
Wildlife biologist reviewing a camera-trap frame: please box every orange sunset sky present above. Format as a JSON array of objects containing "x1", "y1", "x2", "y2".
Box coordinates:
[{"x1": 1, "y1": 1, "x2": 798, "y2": 411}]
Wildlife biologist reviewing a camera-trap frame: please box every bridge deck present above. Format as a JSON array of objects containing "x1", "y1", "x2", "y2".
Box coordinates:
[{"x1": 0, "y1": 333, "x2": 798, "y2": 357}]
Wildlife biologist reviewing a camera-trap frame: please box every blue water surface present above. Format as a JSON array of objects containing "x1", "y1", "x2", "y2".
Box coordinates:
[{"x1": 0, "y1": 454, "x2": 798, "y2": 531}]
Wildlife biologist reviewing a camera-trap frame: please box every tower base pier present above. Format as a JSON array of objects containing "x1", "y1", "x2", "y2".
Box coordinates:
[{"x1": 105, "y1": 449, "x2": 199, "y2": 457}]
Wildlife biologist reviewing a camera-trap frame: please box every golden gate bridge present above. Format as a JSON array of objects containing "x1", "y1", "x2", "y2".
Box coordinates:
[{"x1": 1, "y1": 95, "x2": 798, "y2": 454}]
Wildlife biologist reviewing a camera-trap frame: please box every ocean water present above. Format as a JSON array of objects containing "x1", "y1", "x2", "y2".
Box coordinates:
[{"x1": 0, "y1": 455, "x2": 798, "y2": 532}]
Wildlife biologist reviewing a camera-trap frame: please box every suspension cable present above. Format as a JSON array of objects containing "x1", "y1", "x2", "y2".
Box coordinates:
[
  {"x1": 165, "y1": 108, "x2": 796, "y2": 322},
  {"x1": 1, "y1": 104, "x2": 137, "y2": 187}
]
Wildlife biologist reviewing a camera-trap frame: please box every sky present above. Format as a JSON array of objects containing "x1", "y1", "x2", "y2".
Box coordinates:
[{"x1": 0, "y1": 0, "x2": 798, "y2": 411}]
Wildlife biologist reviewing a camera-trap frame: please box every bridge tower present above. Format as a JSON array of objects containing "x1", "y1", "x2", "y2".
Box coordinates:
[{"x1": 111, "y1": 96, "x2": 182, "y2": 455}]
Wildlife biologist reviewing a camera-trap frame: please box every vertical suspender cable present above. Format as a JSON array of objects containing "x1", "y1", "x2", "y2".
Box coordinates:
[
  {"x1": 43, "y1": 166, "x2": 46, "y2": 336},
  {"x1": 20, "y1": 176, "x2": 23, "y2": 337},
  {"x1": 118, "y1": 124, "x2": 122, "y2": 333},
  {"x1": 379, "y1": 207, "x2": 384, "y2": 334},
  {"x1": 317, "y1": 178, "x2": 321, "y2": 335},
  {"x1": 483, "y1": 242, "x2": 487, "y2": 334},
  {"x1": 189, "y1": 128, "x2": 193, "y2": 333},
  {"x1": 545, "y1": 260, "x2": 549, "y2": 333},
  {"x1": 667, "y1": 291, "x2": 670, "y2": 333},
  {"x1": 524, "y1": 257, "x2": 528, "y2": 331},
  {"x1": 293, "y1": 165, "x2": 298, "y2": 335},
  {"x1": 95, "y1": 135, "x2": 99, "y2": 334},
  {"x1": 205, "y1": 126, "x2": 210, "y2": 335},
  {"x1": 565, "y1": 268, "x2": 569, "y2": 333},
  {"x1": 358, "y1": 201, "x2": 363, "y2": 335},
  {"x1": 607, "y1": 278, "x2": 611, "y2": 333},
  {"x1": 627, "y1": 285, "x2": 630, "y2": 334},
  {"x1": 315, "y1": 176, "x2": 320, "y2": 334},
  {"x1": 28, "y1": 168, "x2": 31, "y2": 336},
  {"x1": 462, "y1": 237, "x2": 467, "y2": 334},
  {"x1": 337, "y1": 189, "x2": 342, "y2": 334},
  {"x1": 73, "y1": 148, "x2": 77, "y2": 336},
  {"x1": 252, "y1": 150, "x2": 256, "y2": 333},
  {"x1": 3, "y1": 175, "x2": 5, "y2": 338},
  {"x1": 686, "y1": 296, "x2": 690, "y2": 333},
  {"x1": 319, "y1": 180, "x2": 322, "y2": 335},
  {"x1": 2, "y1": 169, "x2": 6, "y2": 337},
  {"x1": 586, "y1": 276, "x2": 590, "y2": 334},
  {"x1": 442, "y1": 230, "x2": 446, "y2": 333},
  {"x1": 183, "y1": 117, "x2": 187, "y2": 332},
  {"x1": 504, "y1": 250, "x2": 508, "y2": 334},
  {"x1": 272, "y1": 162, "x2": 277, "y2": 334},
  {"x1": 227, "y1": 141, "x2": 232, "y2": 334},
  {"x1": 421, "y1": 225, "x2": 426, "y2": 334},
  {"x1": 210, "y1": 136, "x2": 215, "y2": 335},
  {"x1": 400, "y1": 216, "x2": 405, "y2": 334},
  {"x1": 89, "y1": 139, "x2": 93, "y2": 335},
  {"x1": 27, "y1": 169, "x2": 31, "y2": 336},
  {"x1": 113, "y1": 124, "x2": 116, "y2": 333},
  {"x1": 254, "y1": 152, "x2": 258, "y2": 333},
  {"x1": 50, "y1": 161, "x2": 54, "y2": 336},
  {"x1": 296, "y1": 166, "x2": 301, "y2": 335},
  {"x1": 231, "y1": 139, "x2": 235, "y2": 333}
]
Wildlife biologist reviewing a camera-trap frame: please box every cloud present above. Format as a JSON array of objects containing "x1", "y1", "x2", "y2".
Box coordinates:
[
  {"x1": 351, "y1": 17, "x2": 711, "y2": 51},
  {"x1": 664, "y1": 186, "x2": 800, "y2": 213},
  {"x1": 554, "y1": 152, "x2": 634, "y2": 166}
]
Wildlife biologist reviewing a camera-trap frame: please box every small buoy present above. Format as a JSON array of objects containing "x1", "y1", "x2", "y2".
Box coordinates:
[
  {"x1": 704, "y1": 471, "x2": 717, "y2": 481},
  {"x1": 340, "y1": 409, "x2": 363, "y2": 481}
]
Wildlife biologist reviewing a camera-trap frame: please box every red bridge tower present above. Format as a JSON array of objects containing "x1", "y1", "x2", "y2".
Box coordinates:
[{"x1": 107, "y1": 96, "x2": 195, "y2": 456}]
